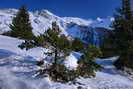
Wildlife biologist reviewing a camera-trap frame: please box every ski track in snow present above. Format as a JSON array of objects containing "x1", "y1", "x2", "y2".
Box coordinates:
[{"x1": 0, "y1": 35, "x2": 133, "y2": 89}]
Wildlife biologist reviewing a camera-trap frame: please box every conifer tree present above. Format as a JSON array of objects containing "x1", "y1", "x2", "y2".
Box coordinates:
[
  {"x1": 10, "y1": 5, "x2": 34, "y2": 40},
  {"x1": 19, "y1": 22, "x2": 73, "y2": 82},
  {"x1": 42, "y1": 22, "x2": 71, "y2": 65},
  {"x1": 122, "y1": 0, "x2": 132, "y2": 20},
  {"x1": 19, "y1": 22, "x2": 71, "y2": 64},
  {"x1": 103, "y1": 0, "x2": 133, "y2": 69},
  {"x1": 71, "y1": 38, "x2": 84, "y2": 52}
]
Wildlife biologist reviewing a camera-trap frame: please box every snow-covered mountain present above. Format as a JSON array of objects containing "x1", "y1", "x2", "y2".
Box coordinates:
[{"x1": 0, "y1": 9, "x2": 113, "y2": 45}]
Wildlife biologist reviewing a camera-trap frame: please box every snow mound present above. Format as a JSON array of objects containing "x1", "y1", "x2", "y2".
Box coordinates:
[{"x1": 64, "y1": 52, "x2": 81, "y2": 70}]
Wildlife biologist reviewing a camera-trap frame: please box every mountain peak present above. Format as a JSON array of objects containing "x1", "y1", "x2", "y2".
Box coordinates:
[{"x1": 40, "y1": 10, "x2": 54, "y2": 16}]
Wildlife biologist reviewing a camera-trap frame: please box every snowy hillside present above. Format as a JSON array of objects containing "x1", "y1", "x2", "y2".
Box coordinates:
[
  {"x1": 1, "y1": 9, "x2": 133, "y2": 89},
  {"x1": 0, "y1": 35, "x2": 133, "y2": 89},
  {"x1": 0, "y1": 9, "x2": 113, "y2": 45}
]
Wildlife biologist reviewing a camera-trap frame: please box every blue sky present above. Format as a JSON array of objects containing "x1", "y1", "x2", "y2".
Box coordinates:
[{"x1": 0, "y1": 0, "x2": 121, "y2": 19}]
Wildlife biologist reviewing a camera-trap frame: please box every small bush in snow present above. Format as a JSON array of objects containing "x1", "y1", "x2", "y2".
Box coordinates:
[{"x1": 77, "y1": 45, "x2": 102, "y2": 77}]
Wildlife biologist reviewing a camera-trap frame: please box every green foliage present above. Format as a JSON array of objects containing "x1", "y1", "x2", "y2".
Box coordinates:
[
  {"x1": 19, "y1": 22, "x2": 72, "y2": 64},
  {"x1": 122, "y1": 0, "x2": 132, "y2": 20},
  {"x1": 77, "y1": 56, "x2": 101, "y2": 77},
  {"x1": 19, "y1": 21, "x2": 103, "y2": 82},
  {"x1": 102, "y1": 0, "x2": 133, "y2": 69},
  {"x1": 84, "y1": 45, "x2": 102, "y2": 59},
  {"x1": 44, "y1": 28, "x2": 71, "y2": 53},
  {"x1": 101, "y1": 31, "x2": 120, "y2": 58},
  {"x1": 18, "y1": 34, "x2": 46, "y2": 50},
  {"x1": 114, "y1": 40, "x2": 133, "y2": 69},
  {"x1": 112, "y1": 0, "x2": 133, "y2": 69},
  {"x1": 36, "y1": 64, "x2": 78, "y2": 83},
  {"x1": 36, "y1": 45, "x2": 103, "y2": 82},
  {"x1": 76, "y1": 45, "x2": 102, "y2": 77},
  {"x1": 10, "y1": 5, "x2": 34, "y2": 40},
  {"x1": 41, "y1": 23, "x2": 72, "y2": 64},
  {"x1": 71, "y1": 38, "x2": 84, "y2": 52},
  {"x1": 33, "y1": 34, "x2": 46, "y2": 47}
]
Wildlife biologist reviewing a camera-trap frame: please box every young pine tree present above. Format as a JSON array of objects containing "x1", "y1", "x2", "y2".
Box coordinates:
[
  {"x1": 43, "y1": 23, "x2": 71, "y2": 65},
  {"x1": 10, "y1": 5, "x2": 34, "y2": 40},
  {"x1": 19, "y1": 22, "x2": 73, "y2": 82}
]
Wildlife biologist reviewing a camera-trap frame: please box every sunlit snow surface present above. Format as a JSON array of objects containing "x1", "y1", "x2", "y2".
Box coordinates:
[{"x1": 0, "y1": 35, "x2": 133, "y2": 89}]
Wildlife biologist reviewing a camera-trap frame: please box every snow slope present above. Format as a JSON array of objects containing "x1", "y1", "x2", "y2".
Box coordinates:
[{"x1": 0, "y1": 35, "x2": 133, "y2": 89}]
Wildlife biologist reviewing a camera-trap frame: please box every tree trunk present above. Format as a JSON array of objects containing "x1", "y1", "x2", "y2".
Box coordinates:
[{"x1": 54, "y1": 49, "x2": 58, "y2": 65}]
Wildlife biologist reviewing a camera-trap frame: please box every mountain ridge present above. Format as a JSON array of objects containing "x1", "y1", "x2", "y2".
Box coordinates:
[{"x1": 0, "y1": 9, "x2": 113, "y2": 45}]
